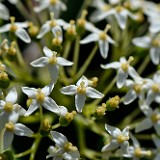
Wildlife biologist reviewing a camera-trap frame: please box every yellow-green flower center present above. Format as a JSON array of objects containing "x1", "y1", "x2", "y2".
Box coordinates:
[
  {"x1": 9, "y1": 17, "x2": 17, "y2": 32},
  {"x1": 36, "y1": 89, "x2": 45, "y2": 103},
  {"x1": 152, "y1": 84, "x2": 159, "y2": 93},
  {"x1": 49, "y1": 12, "x2": 57, "y2": 27},
  {"x1": 5, "y1": 122, "x2": 14, "y2": 132},
  {"x1": 117, "y1": 134, "x2": 129, "y2": 143},
  {"x1": 152, "y1": 38, "x2": 160, "y2": 47},
  {"x1": 4, "y1": 102, "x2": 13, "y2": 112},
  {"x1": 133, "y1": 84, "x2": 142, "y2": 94},
  {"x1": 49, "y1": 53, "x2": 57, "y2": 64},
  {"x1": 64, "y1": 142, "x2": 77, "y2": 152},
  {"x1": 50, "y1": 0, "x2": 58, "y2": 5},
  {"x1": 151, "y1": 113, "x2": 160, "y2": 123},
  {"x1": 77, "y1": 81, "x2": 86, "y2": 94}
]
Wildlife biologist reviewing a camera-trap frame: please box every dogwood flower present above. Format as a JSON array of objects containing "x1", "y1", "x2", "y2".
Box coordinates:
[
  {"x1": 37, "y1": 12, "x2": 67, "y2": 39},
  {"x1": 46, "y1": 131, "x2": 80, "y2": 160},
  {"x1": 0, "y1": 88, "x2": 26, "y2": 130},
  {"x1": 102, "y1": 124, "x2": 130, "y2": 154},
  {"x1": 3, "y1": 121, "x2": 33, "y2": 149},
  {"x1": 135, "y1": 106, "x2": 160, "y2": 135},
  {"x1": 21, "y1": 82, "x2": 59, "y2": 116},
  {"x1": 34, "y1": 0, "x2": 67, "y2": 18},
  {"x1": 132, "y1": 34, "x2": 160, "y2": 65},
  {"x1": 80, "y1": 24, "x2": 115, "y2": 59},
  {"x1": 0, "y1": 16, "x2": 31, "y2": 43},
  {"x1": 123, "y1": 133, "x2": 152, "y2": 159},
  {"x1": 31, "y1": 46, "x2": 73, "y2": 84},
  {"x1": 101, "y1": 56, "x2": 140, "y2": 88},
  {"x1": 60, "y1": 75, "x2": 104, "y2": 113}
]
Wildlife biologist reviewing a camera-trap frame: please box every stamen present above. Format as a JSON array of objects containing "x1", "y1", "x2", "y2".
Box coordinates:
[
  {"x1": 50, "y1": 12, "x2": 57, "y2": 27},
  {"x1": 77, "y1": 81, "x2": 86, "y2": 94},
  {"x1": 36, "y1": 89, "x2": 45, "y2": 103},
  {"x1": 5, "y1": 122, "x2": 14, "y2": 132}
]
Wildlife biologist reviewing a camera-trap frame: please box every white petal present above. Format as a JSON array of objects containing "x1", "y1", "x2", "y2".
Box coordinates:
[
  {"x1": 15, "y1": 28, "x2": 31, "y2": 43},
  {"x1": 98, "y1": 40, "x2": 109, "y2": 59},
  {"x1": 57, "y1": 57, "x2": 73, "y2": 66},
  {"x1": 80, "y1": 33, "x2": 99, "y2": 44},
  {"x1": 60, "y1": 85, "x2": 77, "y2": 95},
  {"x1": 25, "y1": 100, "x2": 39, "y2": 116},
  {"x1": 101, "y1": 139, "x2": 119, "y2": 152},
  {"x1": 120, "y1": 141, "x2": 129, "y2": 154},
  {"x1": 76, "y1": 75, "x2": 89, "y2": 86},
  {"x1": 128, "y1": 67, "x2": 140, "y2": 80},
  {"x1": 14, "y1": 123, "x2": 33, "y2": 136},
  {"x1": 42, "y1": 82, "x2": 54, "y2": 96},
  {"x1": 117, "y1": 69, "x2": 128, "y2": 88},
  {"x1": 43, "y1": 46, "x2": 53, "y2": 57},
  {"x1": 132, "y1": 36, "x2": 151, "y2": 48},
  {"x1": 43, "y1": 97, "x2": 59, "y2": 113},
  {"x1": 105, "y1": 124, "x2": 121, "y2": 138},
  {"x1": 146, "y1": 90, "x2": 156, "y2": 105},
  {"x1": 149, "y1": 22, "x2": 160, "y2": 33},
  {"x1": 51, "y1": 26, "x2": 63, "y2": 38},
  {"x1": 85, "y1": 22, "x2": 101, "y2": 33},
  {"x1": 21, "y1": 87, "x2": 37, "y2": 98},
  {"x1": 152, "y1": 135, "x2": 160, "y2": 148},
  {"x1": 37, "y1": 22, "x2": 50, "y2": 39},
  {"x1": 100, "y1": 62, "x2": 120, "y2": 69},
  {"x1": 30, "y1": 57, "x2": 49, "y2": 67},
  {"x1": 34, "y1": 1, "x2": 49, "y2": 12},
  {"x1": 3, "y1": 131, "x2": 14, "y2": 149},
  {"x1": 130, "y1": 133, "x2": 140, "y2": 148},
  {"x1": 6, "y1": 88, "x2": 17, "y2": 104},
  {"x1": 50, "y1": 131, "x2": 68, "y2": 147},
  {"x1": 0, "y1": 3, "x2": 10, "y2": 20},
  {"x1": 75, "y1": 94, "x2": 86, "y2": 113},
  {"x1": 86, "y1": 87, "x2": 104, "y2": 99},
  {"x1": 0, "y1": 24, "x2": 10, "y2": 33},
  {"x1": 150, "y1": 47, "x2": 160, "y2": 65},
  {"x1": 135, "y1": 118, "x2": 153, "y2": 133},
  {"x1": 48, "y1": 65, "x2": 59, "y2": 84},
  {"x1": 123, "y1": 90, "x2": 137, "y2": 105},
  {"x1": 154, "y1": 123, "x2": 160, "y2": 135}
]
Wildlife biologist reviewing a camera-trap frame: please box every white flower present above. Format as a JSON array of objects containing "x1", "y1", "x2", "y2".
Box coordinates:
[
  {"x1": 101, "y1": 124, "x2": 130, "y2": 154},
  {"x1": 0, "y1": 17, "x2": 31, "y2": 43},
  {"x1": 37, "y1": 12, "x2": 67, "y2": 39},
  {"x1": 135, "y1": 106, "x2": 160, "y2": 135},
  {"x1": 92, "y1": 4, "x2": 136, "y2": 30},
  {"x1": 30, "y1": 46, "x2": 73, "y2": 84},
  {"x1": 123, "y1": 78, "x2": 149, "y2": 105},
  {"x1": 152, "y1": 135, "x2": 160, "y2": 160},
  {"x1": 21, "y1": 82, "x2": 59, "y2": 116},
  {"x1": 34, "y1": 0, "x2": 67, "y2": 18},
  {"x1": 123, "y1": 133, "x2": 152, "y2": 159},
  {"x1": 0, "y1": 88, "x2": 26, "y2": 130},
  {"x1": 0, "y1": 2, "x2": 10, "y2": 20},
  {"x1": 132, "y1": 34, "x2": 160, "y2": 65},
  {"x1": 101, "y1": 56, "x2": 140, "y2": 88},
  {"x1": 80, "y1": 24, "x2": 115, "y2": 59},
  {"x1": 46, "y1": 131, "x2": 80, "y2": 160},
  {"x1": 60, "y1": 75, "x2": 104, "y2": 113},
  {"x1": 3, "y1": 121, "x2": 33, "y2": 150}
]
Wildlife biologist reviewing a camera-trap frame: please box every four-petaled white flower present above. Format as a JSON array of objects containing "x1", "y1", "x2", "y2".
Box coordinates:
[
  {"x1": 102, "y1": 124, "x2": 130, "y2": 154},
  {"x1": 101, "y1": 56, "x2": 140, "y2": 88},
  {"x1": 80, "y1": 24, "x2": 115, "y2": 59},
  {"x1": 135, "y1": 105, "x2": 160, "y2": 135},
  {"x1": 0, "y1": 88, "x2": 26, "y2": 130},
  {"x1": 60, "y1": 75, "x2": 104, "y2": 113},
  {"x1": 34, "y1": 0, "x2": 67, "y2": 18},
  {"x1": 132, "y1": 34, "x2": 160, "y2": 65},
  {"x1": 3, "y1": 121, "x2": 33, "y2": 150},
  {"x1": 46, "y1": 131, "x2": 80, "y2": 160},
  {"x1": 0, "y1": 16, "x2": 31, "y2": 43},
  {"x1": 21, "y1": 82, "x2": 59, "y2": 116},
  {"x1": 31, "y1": 46, "x2": 73, "y2": 84}
]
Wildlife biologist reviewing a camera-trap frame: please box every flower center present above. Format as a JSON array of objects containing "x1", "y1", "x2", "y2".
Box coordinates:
[
  {"x1": 109, "y1": 95, "x2": 120, "y2": 108},
  {"x1": 50, "y1": 0, "x2": 58, "y2": 5},
  {"x1": 102, "y1": 4, "x2": 111, "y2": 11},
  {"x1": 64, "y1": 142, "x2": 77, "y2": 152},
  {"x1": 67, "y1": 20, "x2": 76, "y2": 36},
  {"x1": 77, "y1": 10, "x2": 88, "y2": 28},
  {"x1": 133, "y1": 84, "x2": 142, "y2": 94},
  {"x1": 49, "y1": 52, "x2": 57, "y2": 64},
  {"x1": 99, "y1": 24, "x2": 111, "y2": 40},
  {"x1": 49, "y1": 12, "x2": 57, "y2": 27},
  {"x1": 152, "y1": 84, "x2": 159, "y2": 93},
  {"x1": 0, "y1": 71, "x2": 8, "y2": 80},
  {"x1": 134, "y1": 147, "x2": 152, "y2": 158},
  {"x1": 5, "y1": 122, "x2": 15, "y2": 132},
  {"x1": 151, "y1": 113, "x2": 160, "y2": 123},
  {"x1": 77, "y1": 81, "x2": 86, "y2": 94},
  {"x1": 121, "y1": 56, "x2": 134, "y2": 71},
  {"x1": 36, "y1": 89, "x2": 45, "y2": 103},
  {"x1": 117, "y1": 134, "x2": 129, "y2": 143},
  {"x1": 4, "y1": 102, "x2": 13, "y2": 112},
  {"x1": 115, "y1": 5, "x2": 124, "y2": 12},
  {"x1": 9, "y1": 17, "x2": 17, "y2": 32},
  {"x1": 152, "y1": 38, "x2": 160, "y2": 47}
]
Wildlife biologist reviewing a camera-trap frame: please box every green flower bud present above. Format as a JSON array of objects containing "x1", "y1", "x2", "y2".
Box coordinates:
[
  {"x1": 106, "y1": 95, "x2": 120, "y2": 111},
  {"x1": 0, "y1": 72, "x2": 10, "y2": 89}
]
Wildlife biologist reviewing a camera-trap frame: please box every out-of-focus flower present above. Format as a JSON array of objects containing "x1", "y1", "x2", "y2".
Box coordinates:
[
  {"x1": 31, "y1": 46, "x2": 73, "y2": 84},
  {"x1": 60, "y1": 75, "x2": 104, "y2": 113},
  {"x1": 80, "y1": 24, "x2": 115, "y2": 59},
  {"x1": 21, "y1": 82, "x2": 59, "y2": 116},
  {"x1": 101, "y1": 56, "x2": 140, "y2": 88},
  {"x1": 46, "y1": 131, "x2": 80, "y2": 160},
  {"x1": 152, "y1": 135, "x2": 160, "y2": 160},
  {"x1": 102, "y1": 124, "x2": 130, "y2": 154},
  {"x1": 3, "y1": 121, "x2": 33, "y2": 149},
  {"x1": 0, "y1": 17, "x2": 31, "y2": 43},
  {"x1": 0, "y1": 2, "x2": 10, "y2": 20}
]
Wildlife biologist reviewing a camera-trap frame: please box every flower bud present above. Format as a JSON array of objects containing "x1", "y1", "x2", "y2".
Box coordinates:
[
  {"x1": 106, "y1": 95, "x2": 120, "y2": 111},
  {"x1": 0, "y1": 71, "x2": 10, "y2": 89}
]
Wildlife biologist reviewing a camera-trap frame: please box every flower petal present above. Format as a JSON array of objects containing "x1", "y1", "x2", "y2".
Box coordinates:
[
  {"x1": 101, "y1": 139, "x2": 119, "y2": 152},
  {"x1": 150, "y1": 47, "x2": 160, "y2": 65},
  {"x1": 3, "y1": 131, "x2": 14, "y2": 150},
  {"x1": 60, "y1": 85, "x2": 77, "y2": 95},
  {"x1": 6, "y1": 88, "x2": 17, "y2": 104},
  {"x1": 86, "y1": 87, "x2": 104, "y2": 99},
  {"x1": 0, "y1": 3, "x2": 10, "y2": 20},
  {"x1": 14, "y1": 123, "x2": 34, "y2": 136},
  {"x1": 30, "y1": 57, "x2": 49, "y2": 67},
  {"x1": 123, "y1": 90, "x2": 137, "y2": 105},
  {"x1": 132, "y1": 36, "x2": 151, "y2": 48},
  {"x1": 48, "y1": 64, "x2": 59, "y2": 84},
  {"x1": 120, "y1": 141, "x2": 129, "y2": 154},
  {"x1": 25, "y1": 100, "x2": 39, "y2": 116},
  {"x1": 100, "y1": 62, "x2": 120, "y2": 69},
  {"x1": 57, "y1": 57, "x2": 73, "y2": 66},
  {"x1": 80, "y1": 33, "x2": 99, "y2": 44},
  {"x1": 75, "y1": 94, "x2": 86, "y2": 113},
  {"x1": 15, "y1": 28, "x2": 31, "y2": 43},
  {"x1": 21, "y1": 87, "x2": 37, "y2": 98},
  {"x1": 98, "y1": 40, "x2": 109, "y2": 59},
  {"x1": 43, "y1": 46, "x2": 53, "y2": 57},
  {"x1": 105, "y1": 124, "x2": 121, "y2": 138},
  {"x1": 42, "y1": 82, "x2": 54, "y2": 96},
  {"x1": 37, "y1": 22, "x2": 50, "y2": 39},
  {"x1": 0, "y1": 24, "x2": 10, "y2": 33},
  {"x1": 117, "y1": 69, "x2": 128, "y2": 88}
]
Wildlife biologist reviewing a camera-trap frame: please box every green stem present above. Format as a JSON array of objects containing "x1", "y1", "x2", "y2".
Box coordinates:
[
  {"x1": 52, "y1": 123, "x2": 61, "y2": 130},
  {"x1": 75, "y1": 44, "x2": 98, "y2": 80},
  {"x1": 0, "y1": 128, "x2": 5, "y2": 153},
  {"x1": 72, "y1": 36, "x2": 80, "y2": 75},
  {"x1": 63, "y1": 40, "x2": 71, "y2": 59},
  {"x1": 29, "y1": 134, "x2": 42, "y2": 160},
  {"x1": 14, "y1": 149, "x2": 32, "y2": 158}
]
